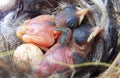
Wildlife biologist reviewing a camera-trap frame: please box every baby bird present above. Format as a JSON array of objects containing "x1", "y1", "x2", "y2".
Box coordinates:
[
  {"x1": 36, "y1": 24, "x2": 103, "y2": 78},
  {"x1": 55, "y1": 5, "x2": 89, "y2": 29},
  {"x1": 16, "y1": 15, "x2": 60, "y2": 51}
]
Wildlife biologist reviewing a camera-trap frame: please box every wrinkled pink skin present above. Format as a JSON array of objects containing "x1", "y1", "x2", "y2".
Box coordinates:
[
  {"x1": 22, "y1": 20, "x2": 55, "y2": 47},
  {"x1": 36, "y1": 42, "x2": 74, "y2": 78},
  {"x1": 35, "y1": 26, "x2": 103, "y2": 78},
  {"x1": 17, "y1": 15, "x2": 61, "y2": 51}
]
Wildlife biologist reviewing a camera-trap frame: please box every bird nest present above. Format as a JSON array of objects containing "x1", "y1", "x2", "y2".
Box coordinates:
[{"x1": 0, "y1": 0, "x2": 120, "y2": 78}]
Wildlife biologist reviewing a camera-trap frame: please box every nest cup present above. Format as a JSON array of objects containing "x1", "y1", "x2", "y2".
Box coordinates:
[{"x1": 0, "y1": 0, "x2": 119, "y2": 78}]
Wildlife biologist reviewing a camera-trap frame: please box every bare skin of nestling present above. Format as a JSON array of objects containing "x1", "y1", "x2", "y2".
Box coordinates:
[
  {"x1": 36, "y1": 25, "x2": 103, "y2": 78},
  {"x1": 16, "y1": 15, "x2": 60, "y2": 51}
]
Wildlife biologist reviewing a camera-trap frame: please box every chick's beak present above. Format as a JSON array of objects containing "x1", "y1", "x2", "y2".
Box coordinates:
[
  {"x1": 16, "y1": 20, "x2": 30, "y2": 40},
  {"x1": 76, "y1": 8, "x2": 89, "y2": 25},
  {"x1": 16, "y1": 25, "x2": 27, "y2": 40},
  {"x1": 87, "y1": 26, "x2": 103, "y2": 42}
]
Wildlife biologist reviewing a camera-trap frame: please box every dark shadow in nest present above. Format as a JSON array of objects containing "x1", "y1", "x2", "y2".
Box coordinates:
[
  {"x1": 20, "y1": 0, "x2": 80, "y2": 18},
  {"x1": 21, "y1": 0, "x2": 58, "y2": 18}
]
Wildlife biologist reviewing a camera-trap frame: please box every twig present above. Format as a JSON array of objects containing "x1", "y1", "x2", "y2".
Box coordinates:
[
  {"x1": 102, "y1": 52, "x2": 120, "y2": 76},
  {"x1": 0, "y1": 50, "x2": 14, "y2": 58},
  {"x1": 51, "y1": 59, "x2": 120, "y2": 71}
]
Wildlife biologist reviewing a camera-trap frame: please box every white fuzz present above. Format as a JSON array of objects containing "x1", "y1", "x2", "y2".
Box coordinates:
[
  {"x1": 0, "y1": 0, "x2": 16, "y2": 12},
  {"x1": 1, "y1": 11, "x2": 15, "y2": 25}
]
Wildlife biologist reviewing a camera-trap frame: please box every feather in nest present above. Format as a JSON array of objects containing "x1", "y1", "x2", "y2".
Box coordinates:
[{"x1": 0, "y1": 0, "x2": 119, "y2": 78}]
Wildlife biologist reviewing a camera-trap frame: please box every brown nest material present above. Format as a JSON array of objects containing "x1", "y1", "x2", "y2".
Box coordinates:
[{"x1": 0, "y1": 0, "x2": 120, "y2": 78}]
